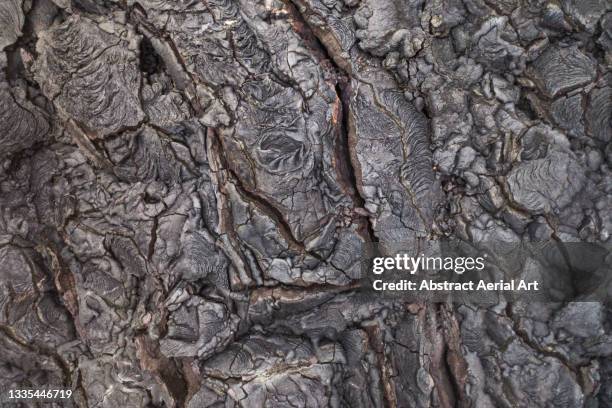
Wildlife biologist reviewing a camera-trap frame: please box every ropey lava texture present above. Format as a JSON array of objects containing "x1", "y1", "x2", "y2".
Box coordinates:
[{"x1": 0, "y1": 0, "x2": 611, "y2": 406}]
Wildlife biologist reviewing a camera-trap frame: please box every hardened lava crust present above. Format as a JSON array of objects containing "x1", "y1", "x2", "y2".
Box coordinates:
[{"x1": 0, "y1": 0, "x2": 611, "y2": 406}]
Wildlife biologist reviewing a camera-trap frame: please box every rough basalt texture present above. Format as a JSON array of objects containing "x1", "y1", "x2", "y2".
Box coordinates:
[{"x1": 0, "y1": 0, "x2": 610, "y2": 407}]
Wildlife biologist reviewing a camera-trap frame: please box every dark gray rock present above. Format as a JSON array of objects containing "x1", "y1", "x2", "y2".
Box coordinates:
[
  {"x1": 0, "y1": 0, "x2": 609, "y2": 406},
  {"x1": 528, "y1": 45, "x2": 597, "y2": 98}
]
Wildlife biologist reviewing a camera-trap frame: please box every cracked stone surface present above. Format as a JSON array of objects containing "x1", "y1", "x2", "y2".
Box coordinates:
[{"x1": 0, "y1": 0, "x2": 610, "y2": 407}]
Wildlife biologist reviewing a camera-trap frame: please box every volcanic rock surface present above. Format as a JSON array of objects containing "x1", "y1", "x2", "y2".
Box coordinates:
[{"x1": 0, "y1": 0, "x2": 610, "y2": 406}]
